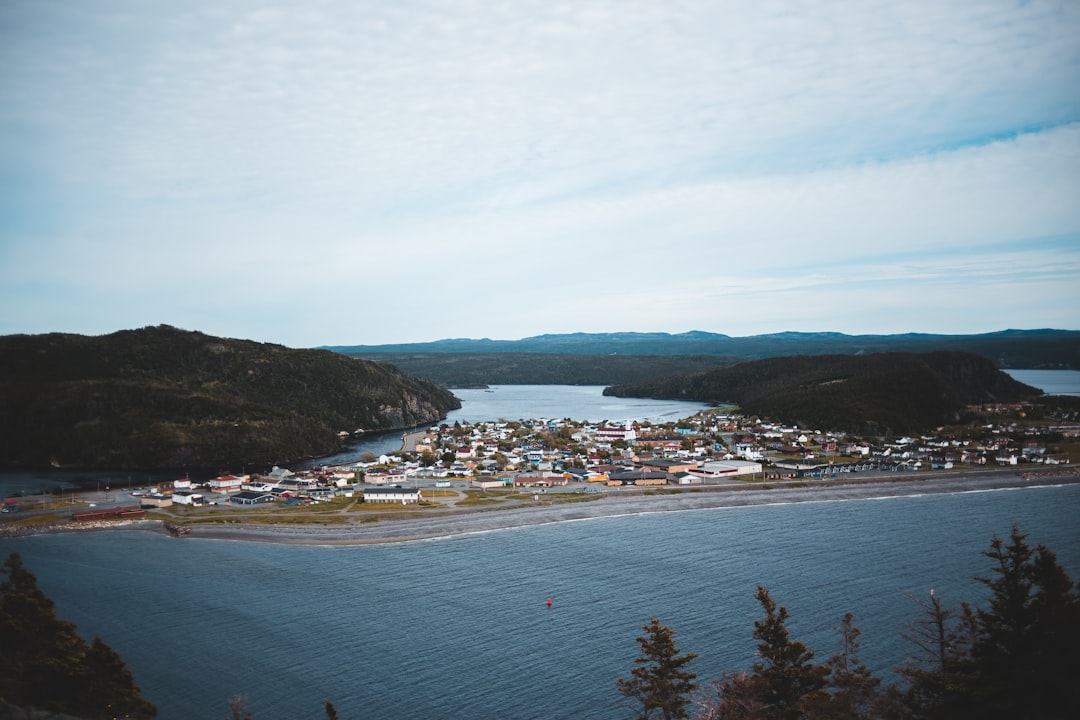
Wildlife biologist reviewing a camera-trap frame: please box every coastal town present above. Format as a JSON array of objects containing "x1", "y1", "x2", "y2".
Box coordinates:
[{"x1": 7, "y1": 402, "x2": 1072, "y2": 528}]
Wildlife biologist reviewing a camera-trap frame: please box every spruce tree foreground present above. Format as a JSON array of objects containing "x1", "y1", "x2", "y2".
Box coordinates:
[
  {"x1": 0, "y1": 552, "x2": 157, "y2": 719},
  {"x1": 619, "y1": 525, "x2": 1079, "y2": 720}
]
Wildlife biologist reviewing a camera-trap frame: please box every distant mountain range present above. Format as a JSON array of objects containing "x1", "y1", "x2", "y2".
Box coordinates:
[
  {"x1": 0, "y1": 326, "x2": 460, "y2": 471},
  {"x1": 328, "y1": 329, "x2": 1080, "y2": 386},
  {"x1": 329, "y1": 329, "x2": 1079, "y2": 364}
]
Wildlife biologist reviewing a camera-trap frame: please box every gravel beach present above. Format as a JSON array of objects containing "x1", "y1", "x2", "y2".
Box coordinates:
[
  {"x1": 168, "y1": 469, "x2": 1079, "y2": 546},
  {"x1": 6, "y1": 469, "x2": 1074, "y2": 546}
]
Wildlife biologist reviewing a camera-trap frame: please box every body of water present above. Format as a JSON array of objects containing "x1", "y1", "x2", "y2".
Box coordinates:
[
  {"x1": 442, "y1": 385, "x2": 711, "y2": 425},
  {"x1": 7, "y1": 484, "x2": 1080, "y2": 720},
  {"x1": 5, "y1": 374, "x2": 1080, "y2": 719},
  {"x1": 1004, "y1": 368, "x2": 1080, "y2": 396}
]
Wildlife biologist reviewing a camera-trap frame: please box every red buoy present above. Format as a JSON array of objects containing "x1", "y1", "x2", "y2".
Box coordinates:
[{"x1": 546, "y1": 598, "x2": 552, "y2": 607}]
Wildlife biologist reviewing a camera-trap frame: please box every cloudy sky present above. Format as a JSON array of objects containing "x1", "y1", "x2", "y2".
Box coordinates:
[{"x1": 2, "y1": 0, "x2": 1078, "y2": 348}]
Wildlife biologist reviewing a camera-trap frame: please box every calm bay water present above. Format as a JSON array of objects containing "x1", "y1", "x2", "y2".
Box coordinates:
[
  {"x1": 7, "y1": 485, "x2": 1080, "y2": 719},
  {"x1": 442, "y1": 385, "x2": 711, "y2": 424},
  {"x1": 1004, "y1": 368, "x2": 1080, "y2": 396}
]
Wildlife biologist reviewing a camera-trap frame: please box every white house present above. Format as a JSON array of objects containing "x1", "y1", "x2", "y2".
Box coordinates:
[
  {"x1": 363, "y1": 485, "x2": 422, "y2": 504},
  {"x1": 171, "y1": 490, "x2": 206, "y2": 506},
  {"x1": 207, "y1": 474, "x2": 247, "y2": 494},
  {"x1": 472, "y1": 477, "x2": 510, "y2": 490},
  {"x1": 594, "y1": 422, "x2": 637, "y2": 444},
  {"x1": 735, "y1": 443, "x2": 764, "y2": 461},
  {"x1": 691, "y1": 460, "x2": 763, "y2": 479}
]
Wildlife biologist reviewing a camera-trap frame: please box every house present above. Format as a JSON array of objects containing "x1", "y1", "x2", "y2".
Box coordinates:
[
  {"x1": 364, "y1": 471, "x2": 394, "y2": 485},
  {"x1": 172, "y1": 491, "x2": 206, "y2": 506},
  {"x1": 267, "y1": 466, "x2": 295, "y2": 481},
  {"x1": 607, "y1": 469, "x2": 668, "y2": 486},
  {"x1": 472, "y1": 477, "x2": 510, "y2": 490},
  {"x1": 276, "y1": 477, "x2": 318, "y2": 491},
  {"x1": 692, "y1": 460, "x2": 763, "y2": 479},
  {"x1": 208, "y1": 474, "x2": 246, "y2": 494},
  {"x1": 513, "y1": 472, "x2": 569, "y2": 488},
  {"x1": 639, "y1": 458, "x2": 697, "y2": 475},
  {"x1": 735, "y1": 443, "x2": 764, "y2": 461},
  {"x1": 139, "y1": 493, "x2": 173, "y2": 508},
  {"x1": 363, "y1": 485, "x2": 422, "y2": 504},
  {"x1": 230, "y1": 491, "x2": 275, "y2": 505},
  {"x1": 594, "y1": 423, "x2": 637, "y2": 444}
]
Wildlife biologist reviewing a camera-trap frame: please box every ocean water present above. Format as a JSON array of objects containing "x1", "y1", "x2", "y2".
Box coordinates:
[
  {"x1": 7, "y1": 483, "x2": 1080, "y2": 720},
  {"x1": 441, "y1": 385, "x2": 711, "y2": 425},
  {"x1": 1004, "y1": 368, "x2": 1080, "y2": 397}
]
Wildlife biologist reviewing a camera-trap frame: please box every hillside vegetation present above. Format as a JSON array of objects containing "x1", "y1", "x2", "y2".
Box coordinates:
[
  {"x1": 0, "y1": 326, "x2": 460, "y2": 471},
  {"x1": 331, "y1": 329, "x2": 1080, "y2": 370},
  {"x1": 604, "y1": 351, "x2": 1043, "y2": 434},
  {"x1": 354, "y1": 352, "x2": 739, "y2": 387}
]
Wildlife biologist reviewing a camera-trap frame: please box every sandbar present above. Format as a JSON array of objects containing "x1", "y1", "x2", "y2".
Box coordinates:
[
  {"x1": 167, "y1": 469, "x2": 1080, "y2": 546},
  {"x1": 5, "y1": 469, "x2": 1076, "y2": 546}
]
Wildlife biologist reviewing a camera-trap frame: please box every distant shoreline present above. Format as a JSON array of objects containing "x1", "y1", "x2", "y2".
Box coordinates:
[{"x1": 11, "y1": 468, "x2": 1065, "y2": 547}]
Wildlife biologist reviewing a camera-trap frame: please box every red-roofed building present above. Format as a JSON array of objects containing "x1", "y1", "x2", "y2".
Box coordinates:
[{"x1": 208, "y1": 474, "x2": 247, "y2": 494}]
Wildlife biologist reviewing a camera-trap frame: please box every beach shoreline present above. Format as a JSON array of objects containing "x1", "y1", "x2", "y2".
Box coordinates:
[
  {"x1": 5, "y1": 469, "x2": 1076, "y2": 546},
  {"x1": 47, "y1": 468, "x2": 1076, "y2": 546}
]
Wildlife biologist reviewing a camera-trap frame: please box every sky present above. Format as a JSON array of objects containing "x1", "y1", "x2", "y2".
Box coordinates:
[{"x1": 1, "y1": 0, "x2": 1079, "y2": 348}]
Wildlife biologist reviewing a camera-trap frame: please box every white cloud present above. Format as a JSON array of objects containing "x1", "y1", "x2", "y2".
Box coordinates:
[{"x1": 1, "y1": 1, "x2": 1078, "y2": 345}]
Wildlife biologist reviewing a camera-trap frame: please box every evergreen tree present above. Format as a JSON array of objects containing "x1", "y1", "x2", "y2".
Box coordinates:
[
  {"x1": 0, "y1": 551, "x2": 89, "y2": 711},
  {"x1": 895, "y1": 589, "x2": 975, "y2": 719},
  {"x1": 78, "y1": 636, "x2": 160, "y2": 720},
  {"x1": 966, "y1": 525, "x2": 1080, "y2": 719},
  {"x1": 807, "y1": 613, "x2": 882, "y2": 720},
  {"x1": 0, "y1": 552, "x2": 156, "y2": 718},
  {"x1": 616, "y1": 617, "x2": 699, "y2": 719},
  {"x1": 691, "y1": 528, "x2": 1078, "y2": 720},
  {"x1": 748, "y1": 586, "x2": 830, "y2": 720},
  {"x1": 696, "y1": 671, "x2": 766, "y2": 720}
]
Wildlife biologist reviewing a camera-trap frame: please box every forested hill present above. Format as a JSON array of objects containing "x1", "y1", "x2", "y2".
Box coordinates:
[
  {"x1": 0, "y1": 326, "x2": 460, "y2": 471},
  {"x1": 604, "y1": 352, "x2": 1043, "y2": 435},
  {"x1": 329, "y1": 329, "x2": 1080, "y2": 368}
]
